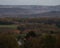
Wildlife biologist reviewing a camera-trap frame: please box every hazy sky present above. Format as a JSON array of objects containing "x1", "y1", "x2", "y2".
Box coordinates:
[{"x1": 0, "y1": 0, "x2": 60, "y2": 6}]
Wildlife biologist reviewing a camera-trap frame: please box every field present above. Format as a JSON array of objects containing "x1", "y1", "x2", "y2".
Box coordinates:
[{"x1": 0, "y1": 25, "x2": 18, "y2": 29}]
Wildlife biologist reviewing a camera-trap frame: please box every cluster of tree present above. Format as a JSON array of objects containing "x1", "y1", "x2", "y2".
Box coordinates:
[
  {"x1": 17, "y1": 23, "x2": 60, "y2": 34},
  {"x1": 15, "y1": 31, "x2": 52, "y2": 48},
  {"x1": 56, "y1": 24, "x2": 60, "y2": 28},
  {"x1": 0, "y1": 17, "x2": 60, "y2": 25},
  {"x1": 0, "y1": 21, "x2": 14, "y2": 25},
  {"x1": 18, "y1": 32, "x2": 60, "y2": 48}
]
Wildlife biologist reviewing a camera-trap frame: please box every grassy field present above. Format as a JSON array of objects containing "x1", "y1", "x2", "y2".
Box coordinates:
[{"x1": 0, "y1": 25, "x2": 18, "y2": 29}]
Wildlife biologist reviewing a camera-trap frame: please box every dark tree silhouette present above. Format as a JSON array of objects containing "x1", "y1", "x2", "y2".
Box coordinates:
[{"x1": 25, "y1": 31, "x2": 36, "y2": 39}]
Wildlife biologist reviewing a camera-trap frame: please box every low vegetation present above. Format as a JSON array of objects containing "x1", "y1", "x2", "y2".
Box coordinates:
[{"x1": 0, "y1": 17, "x2": 60, "y2": 48}]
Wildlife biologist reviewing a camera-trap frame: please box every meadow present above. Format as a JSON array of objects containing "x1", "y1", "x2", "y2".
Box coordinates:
[{"x1": 0, "y1": 25, "x2": 17, "y2": 29}]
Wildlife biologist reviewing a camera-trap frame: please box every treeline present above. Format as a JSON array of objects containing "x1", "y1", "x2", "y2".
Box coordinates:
[
  {"x1": 0, "y1": 21, "x2": 14, "y2": 25},
  {"x1": 0, "y1": 17, "x2": 60, "y2": 25}
]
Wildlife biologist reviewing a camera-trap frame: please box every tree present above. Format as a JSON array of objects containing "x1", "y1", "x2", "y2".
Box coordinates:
[
  {"x1": 42, "y1": 34, "x2": 56, "y2": 48},
  {"x1": 25, "y1": 31, "x2": 36, "y2": 39},
  {"x1": 17, "y1": 26, "x2": 25, "y2": 34},
  {"x1": 24, "y1": 33, "x2": 56, "y2": 48}
]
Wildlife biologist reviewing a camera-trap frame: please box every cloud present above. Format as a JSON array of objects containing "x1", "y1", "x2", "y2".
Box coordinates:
[{"x1": 0, "y1": 0, "x2": 60, "y2": 5}]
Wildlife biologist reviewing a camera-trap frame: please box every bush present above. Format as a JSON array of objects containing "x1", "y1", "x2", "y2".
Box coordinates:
[
  {"x1": 24, "y1": 34, "x2": 56, "y2": 48},
  {"x1": 0, "y1": 34, "x2": 19, "y2": 48}
]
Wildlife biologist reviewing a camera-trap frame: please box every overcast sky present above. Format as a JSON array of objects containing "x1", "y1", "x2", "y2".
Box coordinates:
[{"x1": 0, "y1": 0, "x2": 60, "y2": 6}]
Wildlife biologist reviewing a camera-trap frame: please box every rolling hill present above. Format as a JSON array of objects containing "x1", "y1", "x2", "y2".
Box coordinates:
[{"x1": 0, "y1": 5, "x2": 60, "y2": 18}]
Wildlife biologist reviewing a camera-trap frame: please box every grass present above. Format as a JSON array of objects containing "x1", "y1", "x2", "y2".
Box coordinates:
[{"x1": 0, "y1": 25, "x2": 18, "y2": 29}]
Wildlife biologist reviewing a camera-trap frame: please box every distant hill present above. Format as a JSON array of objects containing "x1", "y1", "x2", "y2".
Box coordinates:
[
  {"x1": 38, "y1": 11, "x2": 60, "y2": 17},
  {"x1": 16, "y1": 11, "x2": 60, "y2": 18},
  {"x1": 0, "y1": 5, "x2": 60, "y2": 18}
]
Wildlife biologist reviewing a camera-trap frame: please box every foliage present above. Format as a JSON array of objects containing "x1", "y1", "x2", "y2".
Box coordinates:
[
  {"x1": 23, "y1": 34, "x2": 56, "y2": 48},
  {"x1": 0, "y1": 34, "x2": 19, "y2": 48}
]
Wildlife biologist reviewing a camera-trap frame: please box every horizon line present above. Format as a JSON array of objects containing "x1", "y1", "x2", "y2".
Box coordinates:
[{"x1": 0, "y1": 4, "x2": 60, "y2": 6}]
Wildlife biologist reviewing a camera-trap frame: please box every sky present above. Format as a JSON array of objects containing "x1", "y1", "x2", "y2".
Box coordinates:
[{"x1": 0, "y1": 0, "x2": 60, "y2": 6}]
